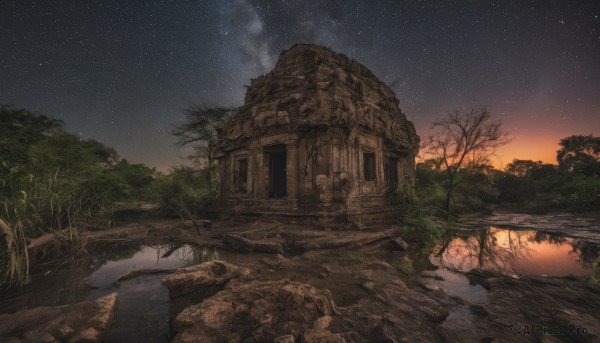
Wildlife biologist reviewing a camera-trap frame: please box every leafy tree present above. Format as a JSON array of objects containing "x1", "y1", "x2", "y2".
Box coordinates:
[
  {"x1": 556, "y1": 135, "x2": 600, "y2": 176},
  {"x1": 147, "y1": 165, "x2": 217, "y2": 223},
  {"x1": 112, "y1": 159, "x2": 157, "y2": 195},
  {"x1": 172, "y1": 105, "x2": 236, "y2": 187},
  {"x1": 29, "y1": 133, "x2": 118, "y2": 169},
  {"x1": 505, "y1": 159, "x2": 544, "y2": 177},
  {"x1": 0, "y1": 105, "x2": 64, "y2": 170},
  {"x1": 426, "y1": 107, "x2": 511, "y2": 213}
]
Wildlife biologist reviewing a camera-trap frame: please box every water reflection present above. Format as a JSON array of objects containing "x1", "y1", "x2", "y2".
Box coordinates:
[
  {"x1": 0, "y1": 243, "x2": 207, "y2": 343},
  {"x1": 432, "y1": 227, "x2": 597, "y2": 277}
]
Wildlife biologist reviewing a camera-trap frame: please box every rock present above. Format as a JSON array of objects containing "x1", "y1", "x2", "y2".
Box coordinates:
[
  {"x1": 469, "y1": 304, "x2": 488, "y2": 316},
  {"x1": 161, "y1": 261, "x2": 250, "y2": 321},
  {"x1": 313, "y1": 315, "x2": 332, "y2": 330},
  {"x1": 361, "y1": 281, "x2": 376, "y2": 293},
  {"x1": 69, "y1": 327, "x2": 101, "y2": 342},
  {"x1": 260, "y1": 254, "x2": 289, "y2": 269},
  {"x1": 419, "y1": 270, "x2": 439, "y2": 279},
  {"x1": 172, "y1": 279, "x2": 340, "y2": 343},
  {"x1": 465, "y1": 269, "x2": 496, "y2": 290},
  {"x1": 274, "y1": 335, "x2": 296, "y2": 343},
  {"x1": 389, "y1": 237, "x2": 408, "y2": 251},
  {"x1": 436, "y1": 273, "x2": 600, "y2": 342},
  {"x1": 223, "y1": 233, "x2": 284, "y2": 254},
  {"x1": 41, "y1": 333, "x2": 56, "y2": 342},
  {"x1": 0, "y1": 293, "x2": 117, "y2": 343},
  {"x1": 302, "y1": 329, "x2": 346, "y2": 343}
]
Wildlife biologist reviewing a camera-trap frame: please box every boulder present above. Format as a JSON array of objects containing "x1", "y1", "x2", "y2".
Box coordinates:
[
  {"x1": 161, "y1": 261, "x2": 250, "y2": 320},
  {"x1": 0, "y1": 293, "x2": 117, "y2": 343},
  {"x1": 172, "y1": 279, "x2": 340, "y2": 343},
  {"x1": 389, "y1": 237, "x2": 408, "y2": 251}
]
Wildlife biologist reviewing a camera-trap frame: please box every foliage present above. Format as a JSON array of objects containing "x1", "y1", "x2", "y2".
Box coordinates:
[
  {"x1": 147, "y1": 166, "x2": 218, "y2": 222},
  {"x1": 0, "y1": 106, "x2": 157, "y2": 288},
  {"x1": 0, "y1": 105, "x2": 64, "y2": 172},
  {"x1": 505, "y1": 159, "x2": 544, "y2": 177},
  {"x1": 172, "y1": 105, "x2": 236, "y2": 186},
  {"x1": 425, "y1": 107, "x2": 511, "y2": 213},
  {"x1": 396, "y1": 180, "x2": 448, "y2": 247},
  {"x1": 495, "y1": 154, "x2": 599, "y2": 212},
  {"x1": 416, "y1": 160, "x2": 498, "y2": 212},
  {"x1": 556, "y1": 135, "x2": 600, "y2": 176},
  {"x1": 592, "y1": 256, "x2": 600, "y2": 283}
]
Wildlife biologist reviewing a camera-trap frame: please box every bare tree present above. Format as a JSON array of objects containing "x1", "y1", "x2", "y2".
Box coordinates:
[
  {"x1": 172, "y1": 105, "x2": 236, "y2": 186},
  {"x1": 427, "y1": 107, "x2": 511, "y2": 213}
]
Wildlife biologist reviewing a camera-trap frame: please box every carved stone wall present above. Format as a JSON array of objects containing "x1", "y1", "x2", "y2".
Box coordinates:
[{"x1": 215, "y1": 44, "x2": 419, "y2": 224}]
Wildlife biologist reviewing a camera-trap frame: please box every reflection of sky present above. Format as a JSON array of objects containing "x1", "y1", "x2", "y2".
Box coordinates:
[
  {"x1": 84, "y1": 245, "x2": 199, "y2": 343},
  {"x1": 435, "y1": 228, "x2": 592, "y2": 277},
  {"x1": 434, "y1": 268, "x2": 488, "y2": 305},
  {"x1": 87, "y1": 245, "x2": 197, "y2": 290}
]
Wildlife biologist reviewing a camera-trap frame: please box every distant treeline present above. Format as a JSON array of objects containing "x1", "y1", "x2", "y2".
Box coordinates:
[{"x1": 416, "y1": 134, "x2": 600, "y2": 213}]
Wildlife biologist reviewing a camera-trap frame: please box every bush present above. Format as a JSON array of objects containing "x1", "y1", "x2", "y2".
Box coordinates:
[
  {"x1": 396, "y1": 182, "x2": 449, "y2": 247},
  {"x1": 147, "y1": 166, "x2": 217, "y2": 221}
]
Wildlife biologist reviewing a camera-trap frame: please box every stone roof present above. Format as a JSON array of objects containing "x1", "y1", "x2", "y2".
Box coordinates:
[{"x1": 217, "y1": 44, "x2": 419, "y2": 153}]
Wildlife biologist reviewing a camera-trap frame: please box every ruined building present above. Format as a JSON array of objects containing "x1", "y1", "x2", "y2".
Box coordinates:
[{"x1": 215, "y1": 44, "x2": 419, "y2": 224}]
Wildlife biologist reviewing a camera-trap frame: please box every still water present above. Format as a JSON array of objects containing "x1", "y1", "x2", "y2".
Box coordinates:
[
  {"x1": 419, "y1": 227, "x2": 598, "y2": 305},
  {"x1": 0, "y1": 242, "x2": 206, "y2": 342}
]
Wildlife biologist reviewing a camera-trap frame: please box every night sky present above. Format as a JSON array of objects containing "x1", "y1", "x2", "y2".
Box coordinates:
[{"x1": 2, "y1": 0, "x2": 599, "y2": 171}]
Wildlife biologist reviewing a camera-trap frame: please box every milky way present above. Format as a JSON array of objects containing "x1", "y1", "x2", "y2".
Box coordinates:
[{"x1": 1, "y1": 1, "x2": 599, "y2": 170}]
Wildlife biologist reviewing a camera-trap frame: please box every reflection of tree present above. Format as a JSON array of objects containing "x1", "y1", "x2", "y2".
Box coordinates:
[
  {"x1": 570, "y1": 240, "x2": 600, "y2": 265},
  {"x1": 530, "y1": 231, "x2": 567, "y2": 245},
  {"x1": 87, "y1": 241, "x2": 142, "y2": 266},
  {"x1": 434, "y1": 227, "x2": 599, "y2": 276},
  {"x1": 434, "y1": 227, "x2": 536, "y2": 274}
]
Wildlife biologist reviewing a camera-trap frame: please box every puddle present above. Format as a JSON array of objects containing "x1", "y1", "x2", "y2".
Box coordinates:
[
  {"x1": 0, "y1": 242, "x2": 206, "y2": 342},
  {"x1": 416, "y1": 227, "x2": 599, "y2": 321},
  {"x1": 85, "y1": 243, "x2": 204, "y2": 342},
  {"x1": 432, "y1": 227, "x2": 597, "y2": 277},
  {"x1": 417, "y1": 226, "x2": 600, "y2": 330}
]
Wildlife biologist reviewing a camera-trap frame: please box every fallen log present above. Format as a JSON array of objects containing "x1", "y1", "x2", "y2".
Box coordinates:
[
  {"x1": 27, "y1": 233, "x2": 55, "y2": 250},
  {"x1": 223, "y1": 233, "x2": 284, "y2": 254},
  {"x1": 112, "y1": 268, "x2": 177, "y2": 287}
]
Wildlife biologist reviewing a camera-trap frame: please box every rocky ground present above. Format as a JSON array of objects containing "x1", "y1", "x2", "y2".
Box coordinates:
[
  {"x1": 0, "y1": 293, "x2": 117, "y2": 343},
  {"x1": 2, "y1": 219, "x2": 599, "y2": 342},
  {"x1": 460, "y1": 209, "x2": 600, "y2": 245}
]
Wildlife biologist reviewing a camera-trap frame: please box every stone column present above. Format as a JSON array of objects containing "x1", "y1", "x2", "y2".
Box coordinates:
[{"x1": 286, "y1": 139, "x2": 299, "y2": 209}]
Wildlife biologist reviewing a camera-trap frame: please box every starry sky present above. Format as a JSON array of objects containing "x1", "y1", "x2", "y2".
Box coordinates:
[{"x1": 2, "y1": 0, "x2": 599, "y2": 171}]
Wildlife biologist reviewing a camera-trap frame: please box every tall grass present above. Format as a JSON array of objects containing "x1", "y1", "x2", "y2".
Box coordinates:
[
  {"x1": 0, "y1": 218, "x2": 30, "y2": 288},
  {"x1": 0, "y1": 170, "x2": 87, "y2": 288}
]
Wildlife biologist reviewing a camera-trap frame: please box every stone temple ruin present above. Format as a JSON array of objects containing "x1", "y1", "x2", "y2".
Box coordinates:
[{"x1": 215, "y1": 44, "x2": 419, "y2": 225}]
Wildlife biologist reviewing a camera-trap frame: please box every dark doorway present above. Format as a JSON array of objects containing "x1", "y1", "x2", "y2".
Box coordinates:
[{"x1": 266, "y1": 145, "x2": 287, "y2": 198}]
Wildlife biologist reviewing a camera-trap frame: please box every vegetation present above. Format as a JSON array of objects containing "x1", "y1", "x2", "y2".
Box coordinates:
[
  {"x1": 425, "y1": 107, "x2": 511, "y2": 214},
  {"x1": 556, "y1": 135, "x2": 600, "y2": 176},
  {"x1": 147, "y1": 165, "x2": 218, "y2": 223},
  {"x1": 0, "y1": 104, "x2": 235, "y2": 288},
  {"x1": 416, "y1": 133, "x2": 600, "y2": 214},
  {"x1": 410, "y1": 119, "x2": 598, "y2": 247},
  {"x1": 172, "y1": 105, "x2": 236, "y2": 188},
  {"x1": 394, "y1": 180, "x2": 448, "y2": 247},
  {"x1": 0, "y1": 106, "x2": 157, "y2": 288}
]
